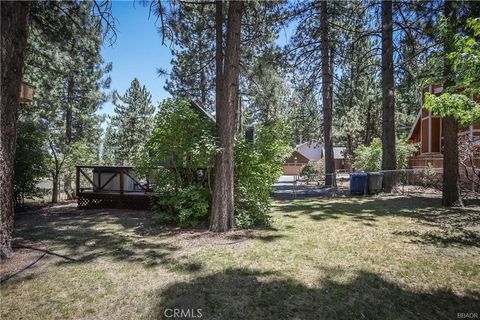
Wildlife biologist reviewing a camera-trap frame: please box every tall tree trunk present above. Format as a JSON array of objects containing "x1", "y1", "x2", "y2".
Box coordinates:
[
  {"x1": 210, "y1": 1, "x2": 243, "y2": 232},
  {"x1": 214, "y1": 0, "x2": 224, "y2": 123},
  {"x1": 1, "y1": 1, "x2": 31, "y2": 258},
  {"x1": 199, "y1": 5, "x2": 208, "y2": 107},
  {"x1": 66, "y1": 76, "x2": 74, "y2": 145},
  {"x1": 320, "y1": 0, "x2": 335, "y2": 187},
  {"x1": 381, "y1": 0, "x2": 396, "y2": 191},
  {"x1": 64, "y1": 76, "x2": 75, "y2": 199},
  {"x1": 52, "y1": 171, "x2": 60, "y2": 203},
  {"x1": 364, "y1": 100, "x2": 372, "y2": 145},
  {"x1": 442, "y1": 0, "x2": 459, "y2": 206},
  {"x1": 200, "y1": 69, "x2": 207, "y2": 105}
]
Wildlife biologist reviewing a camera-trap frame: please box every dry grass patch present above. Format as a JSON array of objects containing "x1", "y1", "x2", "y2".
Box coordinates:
[{"x1": 1, "y1": 196, "x2": 479, "y2": 319}]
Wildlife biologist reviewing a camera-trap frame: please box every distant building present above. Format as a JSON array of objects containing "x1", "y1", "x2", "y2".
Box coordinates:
[
  {"x1": 282, "y1": 141, "x2": 346, "y2": 175},
  {"x1": 332, "y1": 147, "x2": 346, "y2": 171},
  {"x1": 406, "y1": 84, "x2": 480, "y2": 170},
  {"x1": 295, "y1": 142, "x2": 324, "y2": 161},
  {"x1": 283, "y1": 150, "x2": 310, "y2": 175}
]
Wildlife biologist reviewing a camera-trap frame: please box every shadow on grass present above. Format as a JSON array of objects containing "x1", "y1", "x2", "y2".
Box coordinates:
[
  {"x1": 13, "y1": 210, "x2": 181, "y2": 267},
  {"x1": 276, "y1": 196, "x2": 480, "y2": 248},
  {"x1": 10, "y1": 206, "x2": 286, "y2": 284},
  {"x1": 153, "y1": 267, "x2": 479, "y2": 320}
]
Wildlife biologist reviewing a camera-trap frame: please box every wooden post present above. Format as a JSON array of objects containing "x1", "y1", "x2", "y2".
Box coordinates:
[
  {"x1": 76, "y1": 166, "x2": 80, "y2": 195},
  {"x1": 119, "y1": 168, "x2": 124, "y2": 195},
  {"x1": 98, "y1": 168, "x2": 101, "y2": 191}
]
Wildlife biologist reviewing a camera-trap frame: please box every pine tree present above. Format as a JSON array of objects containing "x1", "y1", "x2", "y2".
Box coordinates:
[
  {"x1": 1, "y1": 1, "x2": 30, "y2": 257},
  {"x1": 210, "y1": 1, "x2": 244, "y2": 232},
  {"x1": 289, "y1": 0, "x2": 344, "y2": 186},
  {"x1": 290, "y1": 89, "x2": 322, "y2": 145},
  {"x1": 101, "y1": 125, "x2": 117, "y2": 165},
  {"x1": 162, "y1": 3, "x2": 216, "y2": 110},
  {"x1": 243, "y1": 46, "x2": 292, "y2": 127},
  {"x1": 1, "y1": 0, "x2": 116, "y2": 256},
  {"x1": 23, "y1": 1, "x2": 110, "y2": 203},
  {"x1": 109, "y1": 78, "x2": 155, "y2": 165},
  {"x1": 333, "y1": 1, "x2": 381, "y2": 160}
]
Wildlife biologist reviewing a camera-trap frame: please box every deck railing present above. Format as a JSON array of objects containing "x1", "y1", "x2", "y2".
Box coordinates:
[
  {"x1": 75, "y1": 165, "x2": 151, "y2": 195},
  {"x1": 75, "y1": 165, "x2": 155, "y2": 209}
]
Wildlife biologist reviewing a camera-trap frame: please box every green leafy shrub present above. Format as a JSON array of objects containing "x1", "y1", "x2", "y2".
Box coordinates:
[
  {"x1": 14, "y1": 118, "x2": 49, "y2": 207},
  {"x1": 234, "y1": 122, "x2": 291, "y2": 228},
  {"x1": 354, "y1": 138, "x2": 417, "y2": 172},
  {"x1": 313, "y1": 158, "x2": 325, "y2": 178},
  {"x1": 138, "y1": 98, "x2": 217, "y2": 227},
  {"x1": 354, "y1": 138, "x2": 382, "y2": 172},
  {"x1": 141, "y1": 98, "x2": 291, "y2": 229},
  {"x1": 153, "y1": 183, "x2": 210, "y2": 228},
  {"x1": 421, "y1": 163, "x2": 441, "y2": 189},
  {"x1": 300, "y1": 162, "x2": 319, "y2": 182}
]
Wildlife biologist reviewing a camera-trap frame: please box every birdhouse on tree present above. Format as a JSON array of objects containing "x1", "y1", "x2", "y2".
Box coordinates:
[{"x1": 19, "y1": 82, "x2": 33, "y2": 102}]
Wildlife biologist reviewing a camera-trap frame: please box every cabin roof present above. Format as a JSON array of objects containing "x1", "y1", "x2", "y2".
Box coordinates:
[
  {"x1": 285, "y1": 150, "x2": 310, "y2": 163},
  {"x1": 293, "y1": 142, "x2": 345, "y2": 161},
  {"x1": 190, "y1": 101, "x2": 216, "y2": 123},
  {"x1": 406, "y1": 109, "x2": 422, "y2": 141},
  {"x1": 295, "y1": 141, "x2": 324, "y2": 161}
]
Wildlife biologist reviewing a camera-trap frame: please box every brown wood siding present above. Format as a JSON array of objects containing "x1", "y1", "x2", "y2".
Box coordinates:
[
  {"x1": 282, "y1": 164, "x2": 303, "y2": 175},
  {"x1": 422, "y1": 108, "x2": 429, "y2": 118},
  {"x1": 409, "y1": 154, "x2": 444, "y2": 168},
  {"x1": 431, "y1": 118, "x2": 441, "y2": 153},
  {"x1": 334, "y1": 159, "x2": 344, "y2": 170},
  {"x1": 421, "y1": 118, "x2": 429, "y2": 153}
]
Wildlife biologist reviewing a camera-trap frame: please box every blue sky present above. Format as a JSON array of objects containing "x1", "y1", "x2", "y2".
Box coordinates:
[
  {"x1": 99, "y1": 1, "x2": 172, "y2": 118},
  {"x1": 98, "y1": 1, "x2": 295, "y2": 119}
]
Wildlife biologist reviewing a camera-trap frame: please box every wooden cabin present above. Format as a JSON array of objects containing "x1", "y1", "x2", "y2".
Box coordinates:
[
  {"x1": 407, "y1": 84, "x2": 480, "y2": 170},
  {"x1": 282, "y1": 143, "x2": 347, "y2": 175}
]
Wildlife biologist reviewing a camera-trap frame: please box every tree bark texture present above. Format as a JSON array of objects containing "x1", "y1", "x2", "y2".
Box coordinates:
[
  {"x1": 381, "y1": 0, "x2": 396, "y2": 192},
  {"x1": 442, "y1": 0, "x2": 459, "y2": 206},
  {"x1": 214, "y1": 0, "x2": 224, "y2": 124},
  {"x1": 52, "y1": 171, "x2": 60, "y2": 203},
  {"x1": 210, "y1": 1, "x2": 243, "y2": 232},
  {"x1": 1, "y1": 1, "x2": 31, "y2": 257},
  {"x1": 320, "y1": 0, "x2": 335, "y2": 187},
  {"x1": 64, "y1": 76, "x2": 75, "y2": 200}
]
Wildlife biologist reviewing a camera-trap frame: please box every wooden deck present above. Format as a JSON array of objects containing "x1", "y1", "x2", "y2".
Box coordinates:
[{"x1": 76, "y1": 166, "x2": 154, "y2": 209}]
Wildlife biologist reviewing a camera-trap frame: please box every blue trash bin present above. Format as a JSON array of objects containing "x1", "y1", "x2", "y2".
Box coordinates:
[{"x1": 350, "y1": 172, "x2": 368, "y2": 195}]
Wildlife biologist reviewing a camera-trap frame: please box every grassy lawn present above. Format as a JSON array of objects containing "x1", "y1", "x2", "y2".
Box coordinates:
[{"x1": 1, "y1": 196, "x2": 479, "y2": 319}]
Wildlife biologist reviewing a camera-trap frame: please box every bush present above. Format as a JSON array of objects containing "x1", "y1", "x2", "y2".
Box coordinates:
[
  {"x1": 234, "y1": 122, "x2": 291, "y2": 228},
  {"x1": 354, "y1": 139, "x2": 382, "y2": 172},
  {"x1": 139, "y1": 98, "x2": 217, "y2": 227},
  {"x1": 14, "y1": 118, "x2": 49, "y2": 207},
  {"x1": 354, "y1": 138, "x2": 417, "y2": 172},
  {"x1": 141, "y1": 98, "x2": 291, "y2": 229},
  {"x1": 421, "y1": 163, "x2": 441, "y2": 189},
  {"x1": 153, "y1": 183, "x2": 210, "y2": 228},
  {"x1": 300, "y1": 162, "x2": 319, "y2": 182},
  {"x1": 313, "y1": 158, "x2": 325, "y2": 178}
]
